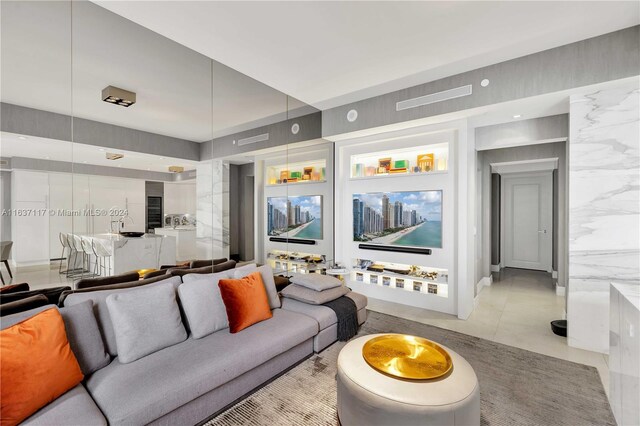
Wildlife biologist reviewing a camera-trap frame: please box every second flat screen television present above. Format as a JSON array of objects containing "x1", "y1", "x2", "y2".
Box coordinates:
[
  {"x1": 267, "y1": 195, "x2": 323, "y2": 240},
  {"x1": 353, "y1": 190, "x2": 442, "y2": 249}
]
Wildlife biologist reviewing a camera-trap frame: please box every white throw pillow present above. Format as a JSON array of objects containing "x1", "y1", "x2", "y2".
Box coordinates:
[
  {"x1": 178, "y1": 271, "x2": 232, "y2": 339},
  {"x1": 290, "y1": 273, "x2": 342, "y2": 291},
  {"x1": 106, "y1": 282, "x2": 187, "y2": 364}
]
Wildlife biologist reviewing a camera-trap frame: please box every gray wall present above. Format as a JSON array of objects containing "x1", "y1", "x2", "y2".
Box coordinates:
[
  {"x1": 228, "y1": 163, "x2": 255, "y2": 261},
  {"x1": 322, "y1": 26, "x2": 638, "y2": 137},
  {"x1": 0, "y1": 171, "x2": 11, "y2": 241}
]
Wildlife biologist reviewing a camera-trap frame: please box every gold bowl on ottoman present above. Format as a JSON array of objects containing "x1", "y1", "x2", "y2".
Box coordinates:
[{"x1": 362, "y1": 334, "x2": 453, "y2": 380}]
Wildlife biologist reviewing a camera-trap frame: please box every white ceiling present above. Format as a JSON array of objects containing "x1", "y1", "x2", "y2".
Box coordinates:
[
  {"x1": 94, "y1": 1, "x2": 640, "y2": 110},
  {"x1": 0, "y1": 1, "x2": 311, "y2": 142},
  {"x1": 0, "y1": 132, "x2": 198, "y2": 174}
]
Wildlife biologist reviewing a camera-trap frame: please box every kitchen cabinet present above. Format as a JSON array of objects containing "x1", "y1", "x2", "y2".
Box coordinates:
[{"x1": 11, "y1": 171, "x2": 49, "y2": 265}]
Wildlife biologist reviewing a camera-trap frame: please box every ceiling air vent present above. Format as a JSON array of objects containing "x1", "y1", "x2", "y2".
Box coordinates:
[
  {"x1": 396, "y1": 84, "x2": 473, "y2": 111},
  {"x1": 237, "y1": 133, "x2": 269, "y2": 147},
  {"x1": 102, "y1": 86, "x2": 136, "y2": 107},
  {"x1": 105, "y1": 152, "x2": 124, "y2": 160}
]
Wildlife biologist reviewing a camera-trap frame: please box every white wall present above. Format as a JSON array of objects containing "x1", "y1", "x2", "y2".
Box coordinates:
[{"x1": 568, "y1": 82, "x2": 640, "y2": 354}]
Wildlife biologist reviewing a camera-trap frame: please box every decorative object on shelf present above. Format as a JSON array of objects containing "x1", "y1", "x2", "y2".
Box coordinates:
[
  {"x1": 428, "y1": 284, "x2": 438, "y2": 295},
  {"x1": 365, "y1": 166, "x2": 376, "y2": 176},
  {"x1": 396, "y1": 278, "x2": 405, "y2": 289},
  {"x1": 417, "y1": 153, "x2": 434, "y2": 172},
  {"x1": 356, "y1": 272, "x2": 364, "y2": 282},
  {"x1": 413, "y1": 281, "x2": 422, "y2": 292},
  {"x1": 367, "y1": 264, "x2": 385, "y2": 273},
  {"x1": 370, "y1": 274, "x2": 379, "y2": 284},
  {"x1": 362, "y1": 334, "x2": 453, "y2": 380},
  {"x1": 378, "y1": 158, "x2": 392, "y2": 173},
  {"x1": 382, "y1": 276, "x2": 391, "y2": 287}
]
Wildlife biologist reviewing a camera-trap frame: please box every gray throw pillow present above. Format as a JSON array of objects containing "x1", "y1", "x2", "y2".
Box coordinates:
[
  {"x1": 106, "y1": 282, "x2": 187, "y2": 364},
  {"x1": 232, "y1": 264, "x2": 281, "y2": 309},
  {"x1": 60, "y1": 300, "x2": 111, "y2": 375},
  {"x1": 182, "y1": 270, "x2": 232, "y2": 283},
  {"x1": 290, "y1": 273, "x2": 342, "y2": 291},
  {"x1": 281, "y1": 284, "x2": 348, "y2": 305},
  {"x1": 178, "y1": 272, "x2": 230, "y2": 339}
]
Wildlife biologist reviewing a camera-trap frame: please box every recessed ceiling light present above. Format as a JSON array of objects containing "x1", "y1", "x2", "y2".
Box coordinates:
[
  {"x1": 98, "y1": 148, "x2": 105, "y2": 152},
  {"x1": 513, "y1": 114, "x2": 522, "y2": 119},
  {"x1": 159, "y1": 157, "x2": 165, "y2": 160},
  {"x1": 83, "y1": 161, "x2": 87, "y2": 164},
  {"x1": 45, "y1": 156, "x2": 50, "y2": 159},
  {"x1": 18, "y1": 136, "x2": 27, "y2": 140}
]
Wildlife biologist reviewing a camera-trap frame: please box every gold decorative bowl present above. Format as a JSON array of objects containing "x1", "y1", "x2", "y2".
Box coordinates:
[
  {"x1": 136, "y1": 268, "x2": 158, "y2": 279},
  {"x1": 362, "y1": 334, "x2": 453, "y2": 380}
]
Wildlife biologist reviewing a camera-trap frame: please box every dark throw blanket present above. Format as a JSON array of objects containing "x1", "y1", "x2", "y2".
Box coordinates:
[{"x1": 322, "y1": 296, "x2": 359, "y2": 341}]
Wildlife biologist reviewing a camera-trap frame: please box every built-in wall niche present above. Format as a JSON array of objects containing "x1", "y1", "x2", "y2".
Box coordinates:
[
  {"x1": 350, "y1": 258, "x2": 448, "y2": 298},
  {"x1": 267, "y1": 249, "x2": 329, "y2": 275},
  {"x1": 350, "y1": 142, "x2": 448, "y2": 179},
  {"x1": 266, "y1": 159, "x2": 326, "y2": 186}
]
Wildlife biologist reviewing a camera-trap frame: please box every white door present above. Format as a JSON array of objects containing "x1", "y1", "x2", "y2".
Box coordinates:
[{"x1": 503, "y1": 172, "x2": 552, "y2": 271}]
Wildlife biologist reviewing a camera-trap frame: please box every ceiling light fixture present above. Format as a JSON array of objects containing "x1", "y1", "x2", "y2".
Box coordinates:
[
  {"x1": 98, "y1": 148, "x2": 105, "y2": 152},
  {"x1": 168, "y1": 166, "x2": 184, "y2": 173},
  {"x1": 105, "y1": 152, "x2": 124, "y2": 160},
  {"x1": 18, "y1": 136, "x2": 27, "y2": 140},
  {"x1": 513, "y1": 114, "x2": 522, "y2": 119},
  {"x1": 102, "y1": 86, "x2": 136, "y2": 107}
]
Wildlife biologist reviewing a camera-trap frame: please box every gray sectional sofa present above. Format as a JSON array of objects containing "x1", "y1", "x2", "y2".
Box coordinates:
[{"x1": 3, "y1": 268, "x2": 367, "y2": 425}]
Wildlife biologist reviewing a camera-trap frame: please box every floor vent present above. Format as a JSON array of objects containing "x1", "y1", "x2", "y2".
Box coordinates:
[
  {"x1": 396, "y1": 84, "x2": 473, "y2": 111},
  {"x1": 237, "y1": 133, "x2": 269, "y2": 147}
]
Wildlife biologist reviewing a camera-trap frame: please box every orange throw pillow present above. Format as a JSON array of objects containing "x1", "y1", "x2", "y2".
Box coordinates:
[
  {"x1": 1, "y1": 308, "x2": 84, "y2": 426},
  {"x1": 218, "y1": 272, "x2": 273, "y2": 333}
]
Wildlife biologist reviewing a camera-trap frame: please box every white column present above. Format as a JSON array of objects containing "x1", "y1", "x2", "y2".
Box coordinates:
[{"x1": 196, "y1": 160, "x2": 230, "y2": 261}]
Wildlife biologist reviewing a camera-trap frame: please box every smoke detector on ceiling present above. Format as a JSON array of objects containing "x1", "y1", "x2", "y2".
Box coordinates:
[
  {"x1": 169, "y1": 166, "x2": 184, "y2": 173},
  {"x1": 105, "y1": 152, "x2": 124, "y2": 160},
  {"x1": 102, "y1": 86, "x2": 136, "y2": 107}
]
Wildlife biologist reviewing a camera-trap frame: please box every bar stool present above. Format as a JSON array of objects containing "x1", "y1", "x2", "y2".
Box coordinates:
[
  {"x1": 58, "y1": 232, "x2": 71, "y2": 274},
  {"x1": 65, "y1": 234, "x2": 82, "y2": 278},
  {"x1": 80, "y1": 237, "x2": 98, "y2": 279},
  {"x1": 0, "y1": 241, "x2": 13, "y2": 285},
  {"x1": 92, "y1": 239, "x2": 112, "y2": 276}
]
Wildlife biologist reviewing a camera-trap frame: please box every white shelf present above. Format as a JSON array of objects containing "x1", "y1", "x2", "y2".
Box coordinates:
[{"x1": 349, "y1": 170, "x2": 448, "y2": 181}]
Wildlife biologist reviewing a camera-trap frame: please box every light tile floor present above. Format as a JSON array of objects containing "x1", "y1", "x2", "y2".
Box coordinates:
[
  {"x1": 7, "y1": 265, "x2": 610, "y2": 395},
  {"x1": 368, "y1": 268, "x2": 611, "y2": 395}
]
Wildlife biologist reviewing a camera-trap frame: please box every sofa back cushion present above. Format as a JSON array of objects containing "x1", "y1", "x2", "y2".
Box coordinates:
[
  {"x1": 60, "y1": 300, "x2": 111, "y2": 375},
  {"x1": 182, "y1": 269, "x2": 232, "y2": 283},
  {"x1": 106, "y1": 282, "x2": 187, "y2": 363},
  {"x1": 178, "y1": 271, "x2": 232, "y2": 339},
  {"x1": 75, "y1": 271, "x2": 141, "y2": 290},
  {"x1": 1, "y1": 308, "x2": 84, "y2": 425},
  {"x1": 62, "y1": 276, "x2": 182, "y2": 357},
  {"x1": 218, "y1": 272, "x2": 273, "y2": 333},
  {"x1": 289, "y1": 273, "x2": 342, "y2": 291},
  {"x1": 168, "y1": 260, "x2": 237, "y2": 277},
  {"x1": 0, "y1": 294, "x2": 49, "y2": 317},
  {"x1": 281, "y1": 284, "x2": 349, "y2": 305},
  {"x1": 189, "y1": 258, "x2": 228, "y2": 268},
  {"x1": 232, "y1": 264, "x2": 281, "y2": 309}
]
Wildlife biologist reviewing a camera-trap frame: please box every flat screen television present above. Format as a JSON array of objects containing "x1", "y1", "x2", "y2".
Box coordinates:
[
  {"x1": 352, "y1": 190, "x2": 442, "y2": 249},
  {"x1": 267, "y1": 195, "x2": 323, "y2": 240}
]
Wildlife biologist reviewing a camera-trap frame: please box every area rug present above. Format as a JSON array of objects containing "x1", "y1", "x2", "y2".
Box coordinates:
[{"x1": 205, "y1": 310, "x2": 614, "y2": 426}]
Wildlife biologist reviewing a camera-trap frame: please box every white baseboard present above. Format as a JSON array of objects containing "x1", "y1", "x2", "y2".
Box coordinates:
[
  {"x1": 555, "y1": 283, "x2": 566, "y2": 296},
  {"x1": 552, "y1": 270, "x2": 558, "y2": 279},
  {"x1": 490, "y1": 264, "x2": 501, "y2": 272},
  {"x1": 475, "y1": 276, "x2": 493, "y2": 295}
]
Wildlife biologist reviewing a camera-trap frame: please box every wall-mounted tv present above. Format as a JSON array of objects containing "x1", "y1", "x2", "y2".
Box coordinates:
[
  {"x1": 267, "y1": 195, "x2": 323, "y2": 240},
  {"x1": 352, "y1": 190, "x2": 442, "y2": 249}
]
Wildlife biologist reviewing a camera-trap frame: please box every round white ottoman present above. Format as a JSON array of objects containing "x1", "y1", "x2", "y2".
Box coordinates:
[{"x1": 337, "y1": 334, "x2": 480, "y2": 426}]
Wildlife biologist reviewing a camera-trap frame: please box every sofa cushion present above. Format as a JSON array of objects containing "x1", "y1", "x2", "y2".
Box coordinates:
[
  {"x1": 86, "y1": 309, "x2": 317, "y2": 426},
  {"x1": 177, "y1": 272, "x2": 231, "y2": 339},
  {"x1": 0, "y1": 294, "x2": 49, "y2": 317},
  {"x1": 59, "y1": 274, "x2": 175, "y2": 306},
  {"x1": 281, "y1": 284, "x2": 348, "y2": 305},
  {"x1": 182, "y1": 269, "x2": 233, "y2": 283},
  {"x1": 219, "y1": 272, "x2": 273, "y2": 333},
  {"x1": 290, "y1": 273, "x2": 342, "y2": 291},
  {"x1": 75, "y1": 271, "x2": 141, "y2": 290},
  {"x1": 0, "y1": 286, "x2": 71, "y2": 306},
  {"x1": 0, "y1": 283, "x2": 29, "y2": 294},
  {"x1": 60, "y1": 300, "x2": 111, "y2": 375},
  {"x1": 106, "y1": 282, "x2": 187, "y2": 363},
  {"x1": 189, "y1": 258, "x2": 228, "y2": 268},
  {"x1": 281, "y1": 298, "x2": 337, "y2": 330},
  {"x1": 21, "y1": 384, "x2": 107, "y2": 426},
  {"x1": 1, "y1": 308, "x2": 84, "y2": 426},
  {"x1": 62, "y1": 276, "x2": 182, "y2": 357},
  {"x1": 169, "y1": 260, "x2": 237, "y2": 277},
  {"x1": 1, "y1": 305, "x2": 55, "y2": 329},
  {"x1": 346, "y1": 291, "x2": 368, "y2": 311}
]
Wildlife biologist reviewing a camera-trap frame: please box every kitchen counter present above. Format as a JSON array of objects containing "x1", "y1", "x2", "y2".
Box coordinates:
[
  {"x1": 82, "y1": 233, "x2": 176, "y2": 275},
  {"x1": 153, "y1": 228, "x2": 196, "y2": 262}
]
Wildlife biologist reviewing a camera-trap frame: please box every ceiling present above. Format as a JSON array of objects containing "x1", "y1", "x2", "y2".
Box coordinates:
[
  {"x1": 0, "y1": 132, "x2": 198, "y2": 174},
  {"x1": 94, "y1": 1, "x2": 640, "y2": 110},
  {"x1": 0, "y1": 1, "x2": 312, "y2": 143}
]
